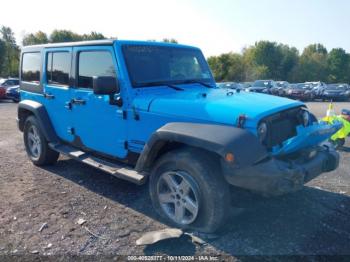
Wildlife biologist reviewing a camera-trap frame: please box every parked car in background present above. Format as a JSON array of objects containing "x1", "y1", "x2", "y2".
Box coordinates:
[
  {"x1": 6, "y1": 85, "x2": 20, "y2": 102},
  {"x1": 248, "y1": 80, "x2": 277, "y2": 94},
  {"x1": 240, "y1": 82, "x2": 252, "y2": 90},
  {"x1": 275, "y1": 81, "x2": 290, "y2": 96},
  {"x1": 322, "y1": 84, "x2": 350, "y2": 101},
  {"x1": 0, "y1": 78, "x2": 19, "y2": 88},
  {"x1": 217, "y1": 82, "x2": 242, "y2": 90},
  {"x1": 286, "y1": 83, "x2": 316, "y2": 101},
  {"x1": 305, "y1": 81, "x2": 327, "y2": 99},
  {"x1": 0, "y1": 78, "x2": 20, "y2": 99}
]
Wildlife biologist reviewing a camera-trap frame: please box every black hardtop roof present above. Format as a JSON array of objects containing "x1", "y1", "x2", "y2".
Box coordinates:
[
  {"x1": 21, "y1": 39, "x2": 196, "y2": 52},
  {"x1": 22, "y1": 39, "x2": 116, "y2": 52}
]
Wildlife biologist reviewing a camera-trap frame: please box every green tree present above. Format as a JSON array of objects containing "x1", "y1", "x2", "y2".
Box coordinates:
[
  {"x1": 49, "y1": 30, "x2": 83, "y2": 43},
  {"x1": 82, "y1": 31, "x2": 106, "y2": 41},
  {"x1": 294, "y1": 43, "x2": 328, "y2": 82},
  {"x1": 327, "y1": 48, "x2": 350, "y2": 83},
  {"x1": 251, "y1": 41, "x2": 282, "y2": 79},
  {"x1": 22, "y1": 31, "x2": 49, "y2": 46},
  {"x1": 279, "y1": 44, "x2": 299, "y2": 80},
  {"x1": 0, "y1": 39, "x2": 6, "y2": 76},
  {"x1": 208, "y1": 53, "x2": 245, "y2": 81},
  {"x1": 242, "y1": 41, "x2": 299, "y2": 81},
  {"x1": 0, "y1": 26, "x2": 19, "y2": 76},
  {"x1": 163, "y1": 38, "x2": 178, "y2": 44}
]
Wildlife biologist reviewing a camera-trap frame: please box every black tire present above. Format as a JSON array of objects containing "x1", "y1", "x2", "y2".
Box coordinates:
[
  {"x1": 23, "y1": 116, "x2": 59, "y2": 166},
  {"x1": 12, "y1": 99, "x2": 19, "y2": 103},
  {"x1": 149, "y1": 147, "x2": 230, "y2": 233}
]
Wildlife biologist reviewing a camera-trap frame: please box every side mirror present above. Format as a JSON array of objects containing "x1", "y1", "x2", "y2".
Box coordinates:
[{"x1": 93, "y1": 76, "x2": 119, "y2": 95}]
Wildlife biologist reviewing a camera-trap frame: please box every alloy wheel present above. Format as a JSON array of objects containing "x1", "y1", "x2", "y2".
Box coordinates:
[
  {"x1": 157, "y1": 171, "x2": 200, "y2": 225},
  {"x1": 27, "y1": 125, "x2": 41, "y2": 159}
]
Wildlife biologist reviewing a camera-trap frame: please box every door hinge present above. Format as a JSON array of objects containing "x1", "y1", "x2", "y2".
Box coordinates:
[
  {"x1": 65, "y1": 101, "x2": 72, "y2": 110},
  {"x1": 43, "y1": 93, "x2": 55, "y2": 99},
  {"x1": 67, "y1": 127, "x2": 75, "y2": 135},
  {"x1": 132, "y1": 106, "x2": 140, "y2": 121}
]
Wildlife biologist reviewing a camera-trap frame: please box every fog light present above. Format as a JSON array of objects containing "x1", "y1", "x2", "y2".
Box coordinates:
[{"x1": 225, "y1": 153, "x2": 235, "y2": 163}]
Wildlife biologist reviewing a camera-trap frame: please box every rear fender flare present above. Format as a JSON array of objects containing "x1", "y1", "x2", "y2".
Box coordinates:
[{"x1": 18, "y1": 100, "x2": 59, "y2": 143}]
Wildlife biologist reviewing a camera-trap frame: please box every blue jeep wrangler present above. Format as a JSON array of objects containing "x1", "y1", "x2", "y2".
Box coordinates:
[{"x1": 18, "y1": 40, "x2": 340, "y2": 233}]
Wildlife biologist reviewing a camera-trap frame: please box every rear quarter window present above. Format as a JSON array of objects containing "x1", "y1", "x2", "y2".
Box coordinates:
[{"x1": 22, "y1": 52, "x2": 41, "y2": 83}]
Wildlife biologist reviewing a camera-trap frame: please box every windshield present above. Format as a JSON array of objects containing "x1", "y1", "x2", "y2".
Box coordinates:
[
  {"x1": 252, "y1": 80, "x2": 273, "y2": 88},
  {"x1": 277, "y1": 82, "x2": 288, "y2": 88},
  {"x1": 122, "y1": 45, "x2": 213, "y2": 87},
  {"x1": 306, "y1": 82, "x2": 319, "y2": 87},
  {"x1": 295, "y1": 83, "x2": 312, "y2": 89},
  {"x1": 327, "y1": 84, "x2": 346, "y2": 90},
  {"x1": 217, "y1": 82, "x2": 239, "y2": 89}
]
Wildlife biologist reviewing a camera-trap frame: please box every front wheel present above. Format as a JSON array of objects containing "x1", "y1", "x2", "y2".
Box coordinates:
[
  {"x1": 149, "y1": 148, "x2": 230, "y2": 233},
  {"x1": 23, "y1": 116, "x2": 59, "y2": 166}
]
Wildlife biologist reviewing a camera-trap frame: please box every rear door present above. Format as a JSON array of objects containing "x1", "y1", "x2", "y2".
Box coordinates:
[
  {"x1": 43, "y1": 48, "x2": 74, "y2": 142},
  {"x1": 69, "y1": 45, "x2": 127, "y2": 158}
]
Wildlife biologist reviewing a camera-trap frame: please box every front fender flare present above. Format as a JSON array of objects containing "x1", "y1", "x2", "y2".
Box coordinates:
[{"x1": 135, "y1": 122, "x2": 268, "y2": 172}]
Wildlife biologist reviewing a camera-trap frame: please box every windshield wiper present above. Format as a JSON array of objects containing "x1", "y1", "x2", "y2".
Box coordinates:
[
  {"x1": 181, "y1": 79, "x2": 214, "y2": 88},
  {"x1": 136, "y1": 81, "x2": 184, "y2": 91}
]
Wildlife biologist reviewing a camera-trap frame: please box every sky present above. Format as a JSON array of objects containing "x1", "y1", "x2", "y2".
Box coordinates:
[{"x1": 1, "y1": 0, "x2": 349, "y2": 57}]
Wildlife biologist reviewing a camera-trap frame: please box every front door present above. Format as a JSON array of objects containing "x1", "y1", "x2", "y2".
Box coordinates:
[{"x1": 69, "y1": 46, "x2": 127, "y2": 158}]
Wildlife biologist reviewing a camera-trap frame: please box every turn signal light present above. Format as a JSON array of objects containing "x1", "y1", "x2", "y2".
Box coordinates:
[{"x1": 225, "y1": 153, "x2": 235, "y2": 163}]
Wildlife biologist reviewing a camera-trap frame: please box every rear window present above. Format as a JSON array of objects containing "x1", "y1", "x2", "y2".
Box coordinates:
[
  {"x1": 47, "y1": 52, "x2": 71, "y2": 86},
  {"x1": 22, "y1": 52, "x2": 41, "y2": 83}
]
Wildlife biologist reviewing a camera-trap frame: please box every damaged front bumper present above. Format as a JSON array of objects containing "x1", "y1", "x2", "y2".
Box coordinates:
[{"x1": 222, "y1": 144, "x2": 339, "y2": 196}]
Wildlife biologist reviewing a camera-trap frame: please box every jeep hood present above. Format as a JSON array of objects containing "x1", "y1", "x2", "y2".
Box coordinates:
[{"x1": 133, "y1": 88, "x2": 303, "y2": 127}]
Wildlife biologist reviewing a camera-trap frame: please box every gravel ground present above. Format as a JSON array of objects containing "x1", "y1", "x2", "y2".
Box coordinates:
[{"x1": 0, "y1": 100, "x2": 349, "y2": 258}]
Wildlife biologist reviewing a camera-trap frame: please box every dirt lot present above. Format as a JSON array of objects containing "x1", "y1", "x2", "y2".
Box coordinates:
[{"x1": 0, "y1": 100, "x2": 349, "y2": 258}]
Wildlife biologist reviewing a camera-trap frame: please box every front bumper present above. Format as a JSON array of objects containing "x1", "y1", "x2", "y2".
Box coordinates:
[{"x1": 222, "y1": 144, "x2": 339, "y2": 196}]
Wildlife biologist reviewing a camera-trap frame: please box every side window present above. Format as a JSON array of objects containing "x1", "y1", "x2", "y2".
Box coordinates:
[
  {"x1": 4, "y1": 81, "x2": 13, "y2": 86},
  {"x1": 46, "y1": 52, "x2": 71, "y2": 86},
  {"x1": 22, "y1": 52, "x2": 41, "y2": 84},
  {"x1": 78, "y1": 51, "x2": 116, "y2": 88}
]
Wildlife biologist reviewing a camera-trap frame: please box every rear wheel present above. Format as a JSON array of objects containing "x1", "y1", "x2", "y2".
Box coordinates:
[
  {"x1": 149, "y1": 148, "x2": 230, "y2": 233},
  {"x1": 23, "y1": 116, "x2": 59, "y2": 166}
]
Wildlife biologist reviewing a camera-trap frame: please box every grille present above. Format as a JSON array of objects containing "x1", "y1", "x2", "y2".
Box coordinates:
[{"x1": 263, "y1": 107, "x2": 302, "y2": 149}]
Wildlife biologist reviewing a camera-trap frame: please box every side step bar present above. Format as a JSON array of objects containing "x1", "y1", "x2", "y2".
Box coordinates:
[{"x1": 49, "y1": 143, "x2": 147, "y2": 185}]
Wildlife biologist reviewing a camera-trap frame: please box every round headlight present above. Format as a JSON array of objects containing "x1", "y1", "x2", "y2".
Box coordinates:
[
  {"x1": 258, "y1": 122, "x2": 268, "y2": 143},
  {"x1": 301, "y1": 110, "x2": 310, "y2": 127}
]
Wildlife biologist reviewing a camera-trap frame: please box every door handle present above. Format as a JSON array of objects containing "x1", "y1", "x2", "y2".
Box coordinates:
[
  {"x1": 71, "y1": 98, "x2": 86, "y2": 105},
  {"x1": 43, "y1": 93, "x2": 55, "y2": 99}
]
